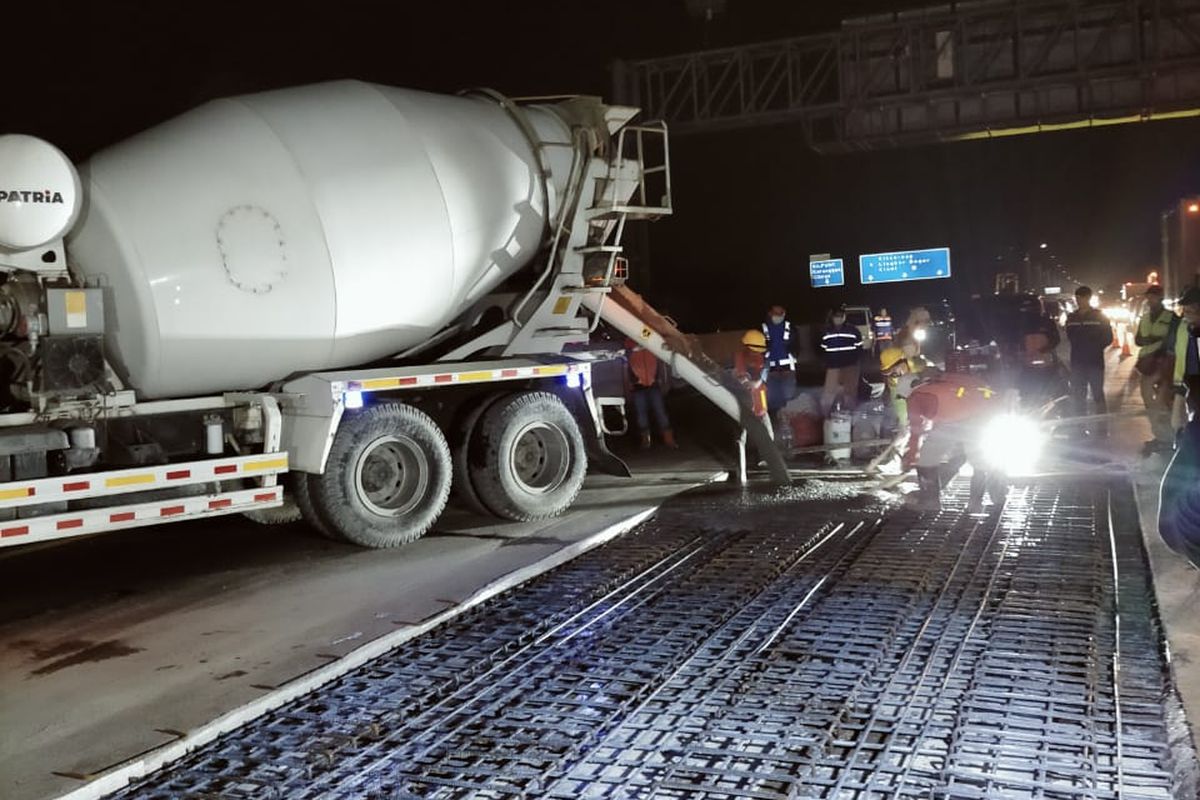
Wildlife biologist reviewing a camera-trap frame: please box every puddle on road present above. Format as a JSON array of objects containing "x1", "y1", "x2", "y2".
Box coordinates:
[{"x1": 25, "y1": 639, "x2": 144, "y2": 677}]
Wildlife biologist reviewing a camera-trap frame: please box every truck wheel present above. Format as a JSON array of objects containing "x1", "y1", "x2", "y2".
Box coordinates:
[
  {"x1": 291, "y1": 471, "x2": 341, "y2": 541},
  {"x1": 469, "y1": 392, "x2": 586, "y2": 521},
  {"x1": 309, "y1": 403, "x2": 451, "y2": 548},
  {"x1": 450, "y1": 392, "x2": 509, "y2": 518},
  {"x1": 243, "y1": 494, "x2": 302, "y2": 526}
]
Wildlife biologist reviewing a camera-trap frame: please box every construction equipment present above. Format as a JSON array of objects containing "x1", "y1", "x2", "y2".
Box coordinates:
[{"x1": 0, "y1": 81, "x2": 782, "y2": 552}]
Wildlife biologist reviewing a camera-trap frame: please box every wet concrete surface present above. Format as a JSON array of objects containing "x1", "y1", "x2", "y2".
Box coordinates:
[
  {"x1": 101, "y1": 467, "x2": 1193, "y2": 799},
  {"x1": 0, "y1": 449, "x2": 729, "y2": 800},
  {"x1": 1104, "y1": 352, "x2": 1200, "y2": 754},
  {"x1": 4, "y1": 350, "x2": 1199, "y2": 799}
]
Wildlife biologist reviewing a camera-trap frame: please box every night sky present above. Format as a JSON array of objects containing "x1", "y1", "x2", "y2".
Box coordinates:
[{"x1": 10, "y1": 0, "x2": 1200, "y2": 330}]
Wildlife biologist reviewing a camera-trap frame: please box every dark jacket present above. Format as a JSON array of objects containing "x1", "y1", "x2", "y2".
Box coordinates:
[
  {"x1": 1064, "y1": 307, "x2": 1113, "y2": 369},
  {"x1": 820, "y1": 323, "x2": 863, "y2": 369}
]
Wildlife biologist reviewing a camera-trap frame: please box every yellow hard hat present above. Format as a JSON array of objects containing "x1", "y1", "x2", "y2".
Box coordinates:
[
  {"x1": 741, "y1": 329, "x2": 767, "y2": 352},
  {"x1": 879, "y1": 346, "x2": 906, "y2": 372}
]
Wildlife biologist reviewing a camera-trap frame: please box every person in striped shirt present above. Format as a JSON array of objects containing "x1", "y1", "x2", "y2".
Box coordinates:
[{"x1": 820, "y1": 305, "x2": 864, "y2": 414}]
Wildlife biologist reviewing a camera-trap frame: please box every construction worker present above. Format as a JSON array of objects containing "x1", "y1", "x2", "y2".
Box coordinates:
[
  {"x1": 870, "y1": 345, "x2": 931, "y2": 472},
  {"x1": 1161, "y1": 287, "x2": 1200, "y2": 568},
  {"x1": 761, "y1": 304, "x2": 797, "y2": 417},
  {"x1": 884, "y1": 355, "x2": 1004, "y2": 513},
  {"x1": 1017, "y1": 296, "x2": 1063, "y2": 409},
  {"x1": 819, "y1": 305, "x2": 863, "y2": 414},
  {"x1": 873, "y1": 308, "x2": 894, "y2": 352},
  {"x1": 880, "y1": 346, "x2": 915, "y2": 428},
  {"x1": 1170, "y1": 287, "x2": 1200, "y2": 424},
  {"x1": 1135, "y1": 284, "x2": 1179, "y2": 454},
  {"x1": 734, "y1": 329, "x2": 769, "y2": 420},
  {"x1": 1064, "y1": 286, "x2": 1114, "y2": 437},
  {"x1": 624, "y1": 338, "x2": 677, "y2": 450}
]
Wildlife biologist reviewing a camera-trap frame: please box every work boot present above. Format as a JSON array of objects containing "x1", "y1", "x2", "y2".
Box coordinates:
[
  {"x1": 987, "y1": 476, "x2": 1008, "y2": 506},
  {"x1": 914, "y1": 466, "x2": 942, "y2": 512},
  {"x1": 661, "y1": 429, "x2": 679, "y2": 450},
  {"x1": 639, "y1": 431, "x2": 652, "y2": 450},
  {"x1": 967, "y1": 471, "x2": 988, "y2": 515},
  {"x1": 1143, "y1": 439, "x2": 1171, "y2": 457}
]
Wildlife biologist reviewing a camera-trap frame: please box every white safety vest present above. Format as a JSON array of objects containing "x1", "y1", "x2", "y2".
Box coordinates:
[{"x1": 762, "y1": 321, "x2": 796, "y2": 369}]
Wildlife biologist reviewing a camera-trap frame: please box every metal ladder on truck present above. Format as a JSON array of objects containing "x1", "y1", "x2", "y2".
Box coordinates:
[
  {"x1": 444, "y1": 96, "x2": 788, "y2": 484},
  {"x1": 516, "y1": 107, "x2": 789, "y2": 484}
]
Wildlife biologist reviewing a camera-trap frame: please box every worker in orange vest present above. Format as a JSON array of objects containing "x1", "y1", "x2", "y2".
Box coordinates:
[
  {"x1": 624, "y1": 338, "x2": 677, "y2": 449},
  {"x1": 884, "y1": 352, "x2": 1004, "y2": 513},
  {"x1": 734, "y1": 329, "x2": 770, "y2": 419}
]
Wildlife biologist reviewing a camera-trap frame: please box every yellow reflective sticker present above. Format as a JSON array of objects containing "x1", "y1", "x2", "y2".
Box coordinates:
[
  {"x1": 107, "y1": 473, "x2": 156, "y2": 488},
  {"x1": 244, "y1": 457, "x2": 289, "y2": 472},
  {"x1": 65, "y1": 290, "x2": 88, "y2": 328},
  {"x1": 362, "y1": 378, "x2": 402, "y2": 390}
]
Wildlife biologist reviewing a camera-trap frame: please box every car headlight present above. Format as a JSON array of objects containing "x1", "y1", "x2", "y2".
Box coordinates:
[
  {"x1": 914, "y1": 327, "x2": 928, "y2": 343},
  {"x1": 980, "y1": 413, "x2": 1044, "y2": 474}
]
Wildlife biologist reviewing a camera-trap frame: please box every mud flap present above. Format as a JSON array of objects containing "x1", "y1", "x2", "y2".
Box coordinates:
[
  {"x1": 1158, "y1": 418, "x2": 1200, "y2": 568},
  {"x1": 585, "y1": 427, "x2": 632, "y2": 478}
]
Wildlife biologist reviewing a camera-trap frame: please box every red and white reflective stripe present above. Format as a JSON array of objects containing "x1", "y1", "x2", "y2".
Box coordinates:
[
  {"x1": 0, "y1": 485, "x2": 283, "y2": 548},
  {"x1": 0, "y1": 452, "x2": 289, "y2": 511},
  {"x1": 344, "y1": 363, "x2": 581, "y2": 394}
]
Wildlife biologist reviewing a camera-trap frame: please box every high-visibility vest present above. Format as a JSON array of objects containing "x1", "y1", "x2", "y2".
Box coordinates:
[
  {"x1": 762, "y1": 321, "x2": 795, "y2": 369},
  {"x1": 752, "y1": 383, "x2": 768, "y2": 417}
]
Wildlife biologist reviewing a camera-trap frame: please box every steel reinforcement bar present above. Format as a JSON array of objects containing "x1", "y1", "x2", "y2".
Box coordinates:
[{"x1": 108, "y1": 478, "x2": 1193, "y2": 799}]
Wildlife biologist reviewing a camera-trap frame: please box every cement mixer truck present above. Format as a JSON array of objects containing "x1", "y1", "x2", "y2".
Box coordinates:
[{"x1": 0, "y1": 80, "x2": 776, "y2": 551}]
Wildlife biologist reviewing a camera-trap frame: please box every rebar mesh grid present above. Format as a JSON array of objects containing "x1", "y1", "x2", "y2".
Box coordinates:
[{"x1": 110, "y1": 479, "x2": 1192, "y2": 799}]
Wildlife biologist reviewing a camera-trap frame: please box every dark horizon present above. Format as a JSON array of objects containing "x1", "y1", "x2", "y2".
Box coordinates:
[{"x1": 9, "y1": 0, "x2": 1200, "y2": 329}]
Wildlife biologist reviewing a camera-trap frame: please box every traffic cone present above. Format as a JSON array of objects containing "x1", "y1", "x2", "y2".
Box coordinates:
[
  {"x1": 1121, "y1": 326, "x2": 1132, "y2": 358},
  {"x1": 1111, "y1": 324, "x2": 1120, "y2": 348}
]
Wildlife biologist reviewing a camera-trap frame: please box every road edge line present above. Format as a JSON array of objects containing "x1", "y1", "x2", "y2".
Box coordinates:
[{"x1": 54, "y1": 469, "x2": 727, "y2": 800}]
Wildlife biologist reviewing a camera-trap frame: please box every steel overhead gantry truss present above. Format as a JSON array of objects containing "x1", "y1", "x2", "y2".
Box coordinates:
[{"x1": 614, "y1": 0, "x2": 1200, "y2": 152}]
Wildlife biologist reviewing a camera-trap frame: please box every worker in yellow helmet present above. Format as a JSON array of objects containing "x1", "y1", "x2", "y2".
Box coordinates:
[
  {"x1": 880, "y1": 347, "x2": 1004, "y2": 513},
  {"x1": 880, "y1": 345, "x2": 926, "y2": 428},
  {"x1": 735, "y1": 330, "x2": 769, "y2": 418},
  {"x1": 870, "y1": 345, "x2": 930, "y2": 477},
  {"x1": 879, "y1": 345, "x2": 906, "y2": 373}
]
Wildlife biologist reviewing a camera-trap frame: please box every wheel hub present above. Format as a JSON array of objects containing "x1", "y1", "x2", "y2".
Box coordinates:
[
  {"x1": 509, "y1": 422, "x2": 570, "y2": 495},
  {"x1": 354, "y1": 435, "x2": 429, "y2": 517}
]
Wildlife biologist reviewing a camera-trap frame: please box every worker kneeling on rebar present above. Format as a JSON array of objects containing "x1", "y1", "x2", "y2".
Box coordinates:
[{"x1": 882, "y1": 348, "x2": 1009, "y2": 514}]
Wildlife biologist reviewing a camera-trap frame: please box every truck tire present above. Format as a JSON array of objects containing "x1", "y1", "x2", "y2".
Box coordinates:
[
  {"x1": 450, "y1": 392, "x2": 510, "y2": 518},
  {"x1": 309, "y1": 403, "x2": 451, "y2": 548},
  {"x1": 242, "y1": 494, "x2": 302, "y2": 526},
  {"x1": 291, "y1": 471, "x2": 341, "y2": 541},
  {"x1": 469, "y1": 391, "x2": 586, "y2": 521}
]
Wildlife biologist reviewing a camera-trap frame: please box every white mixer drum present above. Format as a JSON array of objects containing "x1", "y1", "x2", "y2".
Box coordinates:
[{"x1": 67, "y1": 81, "x2": 574, "y2": 398}]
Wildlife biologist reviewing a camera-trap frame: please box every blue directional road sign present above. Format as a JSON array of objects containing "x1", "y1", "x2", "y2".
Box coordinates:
[
  {"x1": 809, "y1": 258, "x2": 845, "y2": 288},
  {"x1": 859, "y1": 247, "x2": 951, "y2": 285}
]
